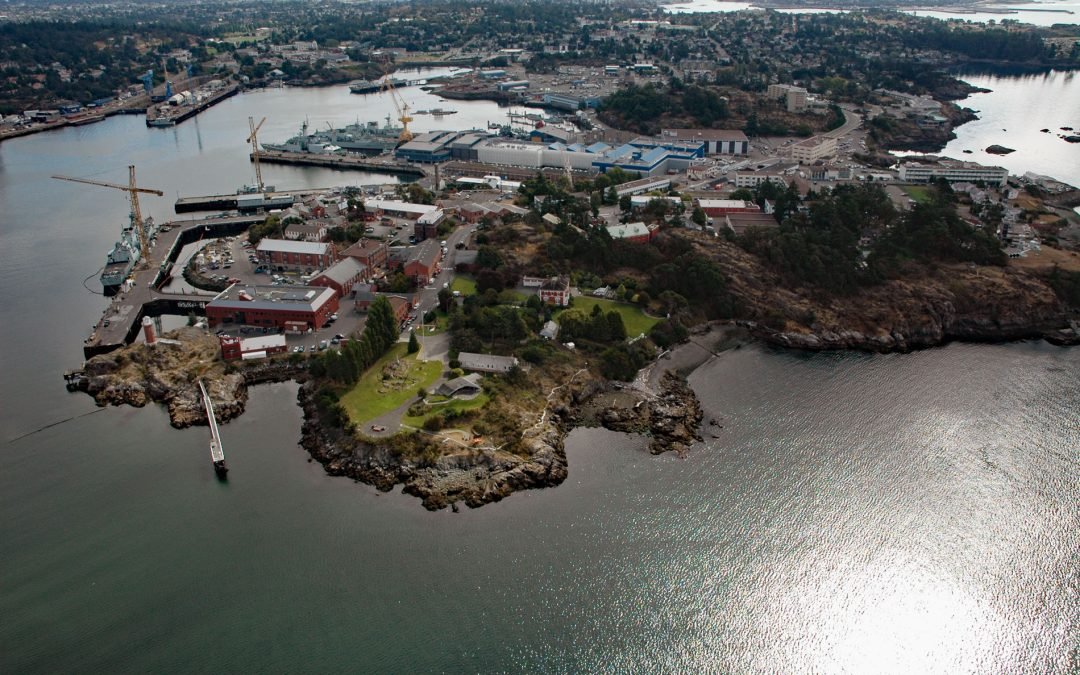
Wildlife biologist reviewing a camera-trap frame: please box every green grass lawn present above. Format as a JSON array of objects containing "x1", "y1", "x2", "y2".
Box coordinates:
[
  {"x1": 402, "y1": 392, "x2": 491, "y2": 427},
  {"x1": 564, "y1": 297, "x2": 661, "y2": 337},
  {"x1": 902, "y1": 185, "x2": 935, "y2": 204},
  {"x1": 451, "y1": 276, "x2": 476, "y2": 296},
  {"x1": 340, "y1": 344, "x2": 443, "y2": 425}
]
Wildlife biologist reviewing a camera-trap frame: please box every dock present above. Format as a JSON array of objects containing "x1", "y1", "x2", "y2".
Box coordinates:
[
  {"x1": 84, "y1": 213, "x2": 265, "y2": 359},
  {"x1": 175, "y1": 187, "x2": 331, "y2": 214},
  {"x1": 198, "y1": 380, "x2": 228, "y2": 478},
  {"x1": 145, "y1": 84, "x2": 239, "y2": 128},
  {"x1": 252, "y1": 150, "x2": 428, "y2": 177}
]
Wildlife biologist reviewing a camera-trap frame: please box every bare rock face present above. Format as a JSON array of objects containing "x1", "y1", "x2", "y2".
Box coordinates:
[
  {"x1": 298, "y1": 385, "x2": 569, "y2": 511},
  {"x1": 584, "y1": 373, "x2": 704, "y2": 456},
  {"x1": 74, "y1": 327, "x2": 287, "y2": 428}
]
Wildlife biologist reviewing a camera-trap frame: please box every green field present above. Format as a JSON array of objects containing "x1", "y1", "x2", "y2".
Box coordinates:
[
  {"x1": 563, "y1": 297, "x2": 661, "y2": 337},
  {"x1": 340, "y1": 344, "x2": 443, "y2": 425},
  {"x1": 451, "y1": 276, "x2": 477, "y2": 296},
  {"x1": 902, "y1": 185, "x2": 935, "y2": 204},
  {"x1": 402, "y1": 392, "x2": 491, "y2": 426}
]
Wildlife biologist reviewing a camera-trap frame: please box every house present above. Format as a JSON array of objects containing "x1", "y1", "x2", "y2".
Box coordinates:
[
  {"x1": 386, "y1": 295, "x2": 413, "y2": 326},
  {"x1": 352, "y1": 284, "x2": 378, "y2": 312},
  {"x1": 435, "y1": 373, "x2": 484, "y2": 398},
  {"x1": 310, "y1": 257, "x2": 368, "y2": 297},
  {"x1": 458, "y1": 352, "x2": 520, "y2": 373},
  {"x1": 540, "y1": 320, "x2": 560, "y2": 340},
  {"x1": 256, "y1": 239, "x2": 337, "y2": 271},
  {"x1": 218, "y1": 334, "x2": 288, "y2": 361},
  {"x1": 403, "y1": 240, "x2": 442, "y2": 284},
  {"x1": 283, "y1": 221, "x2": 328, "y2": 242},
  {"x1": 206, "y1": 285, "x2": 339, "y2": 331},
  {"x1": 342, "y1": 239, "x2": 389, "y2": 273},
  {"x1": 538, "y1": 276, "x2": 571, "y2": 306},
  {"x1": 605, "y1": 221, "x2": 655, "y2": 244}
]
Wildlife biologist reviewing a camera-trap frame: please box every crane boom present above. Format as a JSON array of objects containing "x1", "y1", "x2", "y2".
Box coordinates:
[
  {"x1": 52, "y1": 166, "x2": 163, "y2": 269},
  {"x1": 247, "y1": 116, "x2": 267, "y2": 192},
  {"x1": 381, "y1": 70, "x2": 414, "y2": 144}
]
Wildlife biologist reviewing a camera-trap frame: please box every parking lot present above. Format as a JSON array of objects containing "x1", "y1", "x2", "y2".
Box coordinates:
[{"x1": 204, "y1": 234, "x2": 369, "y2": 353}]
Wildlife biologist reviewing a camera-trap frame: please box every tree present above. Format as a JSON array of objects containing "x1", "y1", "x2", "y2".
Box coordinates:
[
  {"x1": 407, "y1": 330, "x2": 420, "y2": 354},
  {"x1": 691, "y1": 207, "x2": 707, "y2": 228}
]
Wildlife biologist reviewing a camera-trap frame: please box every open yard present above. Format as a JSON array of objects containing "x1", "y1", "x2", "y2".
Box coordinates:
[
  {"x1": 564, "y1": 297, "x2": 661, "y2": 337},
  {"x1": 901, "y1": 185, "x2": 935, "y2": 204},
  {"x1": 340, "y1": 344, "x2": 443, "y2": 424},
  {"x1": 451, "y1": 276, "x2": 477, "y2": 296}
]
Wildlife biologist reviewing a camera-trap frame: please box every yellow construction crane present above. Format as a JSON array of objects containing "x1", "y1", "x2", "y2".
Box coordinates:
[
  {"x1": 247, "y1": 116, "x2": 267, "y2": 192},
  {"x1": 52, "y1": 166, "x2": 164, "y2": 269},
  {"x1": 381, "y1": 72, "x2": 414, "y2": 144}
]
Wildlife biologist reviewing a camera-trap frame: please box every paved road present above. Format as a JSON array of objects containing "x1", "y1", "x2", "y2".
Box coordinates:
[{"x1": 823, "y1": 104, "x2": 864, "y2": 139}]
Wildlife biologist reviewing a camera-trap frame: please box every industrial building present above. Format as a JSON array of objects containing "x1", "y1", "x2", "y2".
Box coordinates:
[
  {"x1": 789, "y1": 136, "x2": 837, "y2": 163},
  {"x1": 309, "y1": 257, "x2": 368, "y2": 297},
  {"x1": 723, "y1": 212, "x2": 779, "y2": 236},
  {"x1": 660, "y1": 129, "x2": 749, "y2": 155},
  {"x1": 697, "y1": 199, "x2": 761, "y2": 217},
  {"x1": 206, "y1": 285, "x2": 340, "y2": 331},
  {"x1": 256, "y1": 239, "x2": 338, "y2": 271},
  {"x1": 615, "y1": 176, "x2": 672, "y2": 197},
  {"x1": 402, "y1": 240, "x2": 443, "y2": 283},
  {"x1": 897, "y1": 162, "x2": 1009, "y2": 187},
  {"x1": 342, "y1": 239, "x2": 389, "y2": 273}
]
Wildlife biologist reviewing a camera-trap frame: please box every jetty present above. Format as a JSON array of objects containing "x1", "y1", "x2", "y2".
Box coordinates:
[
  {"x1": 175, "y1": 187, "x2": 330, "y2": 214},
  {"x1": 252, "y1": 150, "x2": 427, "y2": 177},
  {"x1": 198, "y1": 380, "x2": 228, "y2": 478},
  {"x1": 145, "y1": 84, "x2": 239, "y2": 128},
  {"x1": 83, "y1": 213, "x2": 265, "y2": 359}
]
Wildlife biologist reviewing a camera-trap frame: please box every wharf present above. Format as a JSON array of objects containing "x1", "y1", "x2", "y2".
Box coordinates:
[
  {"x1": 253, "y1": 150, "x2": 428, "y2": 177},
  {"x1": 175, "y1": 187, "x2": 331, "y2": 214},
  {"x1": 146, "y1": 84, "x2": 239, "y2": 128},
  {"x1": 84, "y1": 213, "x2": 265, "y2": 359}
]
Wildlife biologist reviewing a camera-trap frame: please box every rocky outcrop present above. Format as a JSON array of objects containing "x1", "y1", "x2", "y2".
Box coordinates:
[
  {"x1": 73, "y1": 327, "x2": 306, "y2": 428},
  {"x1": 985, "y1": 144, "x2": 1015, "y2": 155},
  {"x1": 298, "y1": 385, "x2": 569, "y2": 511},
  {"x1": 570, "y1": 372, "x2": 704, "y2": 457}
]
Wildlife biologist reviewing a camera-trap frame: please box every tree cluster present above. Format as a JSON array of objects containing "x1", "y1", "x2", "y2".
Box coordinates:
[{"x1": 310, "y1": 295, "x2": 398, "y2": 384}]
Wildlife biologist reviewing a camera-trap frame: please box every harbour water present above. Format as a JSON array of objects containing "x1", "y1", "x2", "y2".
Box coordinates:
[
  {"x1": 663, "y1": 0, "x2": 1080, "y2": 26},
  {"x1": 1, "y1": 73, "x2": 1078, "y2": 672}
]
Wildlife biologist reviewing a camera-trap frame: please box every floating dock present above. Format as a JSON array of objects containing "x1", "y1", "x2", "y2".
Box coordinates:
[
  {"x1": 252, "y1": 150, "x2": 427, "y2": 177},
  {"x1": 198, "y1": 380, "x2": 228, "y2": 478},
  {"x1": 83, "y1": 213, "x2": 265, "y2": 359}
]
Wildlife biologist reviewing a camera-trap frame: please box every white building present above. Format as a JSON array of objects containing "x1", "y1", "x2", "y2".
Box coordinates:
[
  {"x1": 734, "y1": 172, "x2": 788, "y2": 189},
  {"x1": 789, "y1": 136, "x2": 837, "y2": 163},
  {"x1": 898, "y1": 162, "x2": 1009, "y2": 187},
  {"x1": 660, "y1": 128, "x2": 749, "y2": 155},
  {"x1": 767, "y1": 84, "x2": 808, "y2": 112}
]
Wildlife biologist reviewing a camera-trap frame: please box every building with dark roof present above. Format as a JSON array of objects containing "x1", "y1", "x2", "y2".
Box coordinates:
[
  {"x1": 310, "y1": 257, "x2": 368, "y2": 297},
  {"x1": 206, "y1": 285, "x2": 339, "y2": 331},
  {"x1": 256, "y1": 239, "x2": 337, "y2": 272},
  {"x1": 342, "y1": 239, "x2": 389, "y2": 273},
  {"x1": 403, "y1": 240, "x2": 443, "y2": 284}
]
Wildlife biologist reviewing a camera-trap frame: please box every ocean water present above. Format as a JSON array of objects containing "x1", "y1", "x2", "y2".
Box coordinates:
[{"x1": 1, "y1": 71, "x2": 1078, "y2": 673}]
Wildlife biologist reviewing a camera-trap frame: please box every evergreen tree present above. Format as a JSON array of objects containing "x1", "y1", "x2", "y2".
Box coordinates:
[{"x1": 407, "y1": 331, "x2": 420, "y2": 354}]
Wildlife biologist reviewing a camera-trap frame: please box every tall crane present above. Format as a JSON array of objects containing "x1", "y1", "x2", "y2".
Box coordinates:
[
  {"x1": 381, "y1": 71, "x2": 414, "y2": 144},
  {"x1": 52, "y1": 166, "x2": 164, "y2": 269},
  {"x1": 247, "y1": 116, "x2": 267, "y2": 192}
]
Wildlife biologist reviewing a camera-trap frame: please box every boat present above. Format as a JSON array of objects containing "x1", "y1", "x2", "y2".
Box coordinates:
[
  {"x1": 429, "y1": 108, "x2": 458, "y2": 116},
  {"x1": 348, "y1": 79, "x2": 380, "y2": 94},
  {"x1": 261, "y1": 116, "x2": 404, "y2": 155},
  {"x1": 100, "y1": 216, "x2": 158, "y2": 295}
]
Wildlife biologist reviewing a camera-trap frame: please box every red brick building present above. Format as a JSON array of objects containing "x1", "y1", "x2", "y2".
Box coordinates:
[
  {"x1": 256, "y1": 239, "x2": 338, "y2": 271},
  {"x1": 342, "y1": 239, "x2": 389, "y2": 274},
  {"x1": 310, "y1": 257, "x2": 368, "y2": 298},
  {"x1": 206, "y1": 285, "x2": 340, "y2": 331},
  {"x1": 218, "y1": 334, "x2": 289, "y2": 360},
  {"x1": 402, "y1": 240, "x2": 443, "y2": 284},
  {"x1": 538, "y1": 276, "x2": 571, "y2": 307}
]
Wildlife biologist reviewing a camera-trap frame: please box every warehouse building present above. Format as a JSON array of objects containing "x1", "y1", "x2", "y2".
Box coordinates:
[
  {"x1": 219, "y1": 334, "x2": 289, "y2": 361},
  {"x1": 697, "y1": 199, "x2": 761, "y2": 217},
  {"x1": 310, "y1": 257, "x2": 368, "y2": 297},
  {"x1": 660, "y1": 128, "x2": 749, "y2": 155},
  {"x1": 256, "y1": 239, "x2": 337, "y2": 271},
  {"x1": 206, "y1": 285, "x2": 339, "y2": 331}
]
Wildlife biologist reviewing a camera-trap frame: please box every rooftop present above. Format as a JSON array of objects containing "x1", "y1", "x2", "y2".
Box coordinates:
[
  {"x1": 208, "y1": 284, "x2": 337, "y2": 312},
  {"x1": 256, "y1": 239, "x2": 332, "y2": 255}
]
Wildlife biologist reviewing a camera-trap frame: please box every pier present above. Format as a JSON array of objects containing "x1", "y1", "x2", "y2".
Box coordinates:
[
  {"x1": 84, "y1": 213, "x2": 265, "y2": 359},
  {"x1": 252, "y1": 150, "x2": 428, "y2": 177},
  {"x1": 145, "y1": 84, "x2": 239, "y2": 128},
  {"x1": 175, "y1": 187, "x2": 331, "y2": 214},
  {"x1": 198, "y1": 380, "x2": 228, "y2": 478}
]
